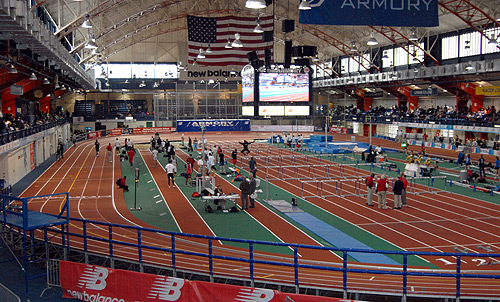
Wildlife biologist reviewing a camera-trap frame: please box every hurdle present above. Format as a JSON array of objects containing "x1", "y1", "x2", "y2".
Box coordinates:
[
  {"x1": 301, "y1": 178, "x2": 362, "y2": 199},
  {"x1": 408, "y1": 176, "x2": 448, "y2": 195},
  {"x1": 264, "y1": 164, "x2": 349, "y2": 181}
]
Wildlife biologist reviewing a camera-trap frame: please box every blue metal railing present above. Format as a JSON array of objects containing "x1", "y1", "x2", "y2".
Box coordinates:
[{"x1": 42, "y1": 216, "x2": 500, "y2": 300}]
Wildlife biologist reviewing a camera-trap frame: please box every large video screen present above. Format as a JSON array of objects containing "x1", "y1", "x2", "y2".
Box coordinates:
[
  {"x1": 241, "y1": 65, "x2": 255, "y2": 103},
  {"x1": 242, "y1": 106, "x2": 255, "y2": 116},
  {"x1": 259, "y1": 72, "x2": 309, "y2": 102}
]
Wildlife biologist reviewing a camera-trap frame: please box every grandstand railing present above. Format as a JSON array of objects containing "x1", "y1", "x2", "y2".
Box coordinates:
[
  {"x1": 42, "y1": 216, "x2": 500, "y2": 300},
  {"x1": 0, "y1": 118, "x2": 70, "y2": 146}
]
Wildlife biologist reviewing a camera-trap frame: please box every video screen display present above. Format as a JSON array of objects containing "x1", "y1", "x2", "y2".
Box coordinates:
[
  {"x1": 285, "y1": 106, "x2": 310, "y2": 116},
  {"x1": 241, "y1": 65, "x2": 255, "y2": 103},
  {"x1": 259, "y1": 106, "x2": 285, "y2": 116},
  {"x1": 259, "y1": 73, "x2": 309, "y2": 102}
]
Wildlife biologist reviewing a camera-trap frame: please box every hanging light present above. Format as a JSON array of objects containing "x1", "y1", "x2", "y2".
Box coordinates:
[
  {"x1": 367, "y1": 31, "x2": 378, "y2": 46},
  {"x1": 312, "y1": 55, "x2": 319, "y2": 62},
  {"x1": 92, "y1": 48, "x2": 100, "y2": 55},
  {"x1": 205, "y1": 44, "x2": 212, "y2": 53},
  {"x1": 245, "y1": 0, "x2": 266, "y2": 9},
  {"x1": 192, "y1": 58, "x2": 197, "y2": 65},
  {"x1": 55, "y1": 82, "x2": 60, "y2": 89},
  {"x1": 409, "y1": 27, "x2": 418, "y2": 41},
  {"x1": 350, "y1": 41, "x2": 358, "y2": 53},
  {"x1": 208, "y1": 79, "x2": 215, "y2": 84},
  {"x1": 488, "y1": 34, "x2": 497, "y2": 45},
  {"x1": 254, "y1": 19, "x2": 264, "y2": 33},
  {"x1": 43, "y1": 78, "x2": 50, "y2": 85},
  {"x1": 382, "y1": 51, "x2": 389, "y2": 60},
  {"x1": 232, "y1": 33, "x2": 243, "y2": 47},
  {"x1": 81, "y1": 14, "x2": 93, "y2": 28},
  {"x1": 225, "y1": 37, "x2": 233, "y2": 49},
  {"x1": 230, "y1": 69, "x2": 236, "y2": 75},
  {"x1": 153, "y1": 82, "x2": 159, "y2": 88},
  {"x1": 465, "y1": 61, "x2": 474, "y2": 71},
  {"x1": 139, "y1": 81, "x2": 146, "y2": 87},
  {"x1": 299, "y1": 0, "x2": 312, "y2": 10},
  {"x1": 29, "y1": 72, "x2": 37, "y2": 80},
  {"x1": 85, "y1": 34, "x2": 98, "y2": 49},
  {"x1": 197, "y1": 48, "x2": 206, "y2": 59},
  {"x1": 413, "y1": 67, "x2": 419, "y2": 73},
  {"x1": 8, "y1": 64, "x2": 17, "y2": 74}
]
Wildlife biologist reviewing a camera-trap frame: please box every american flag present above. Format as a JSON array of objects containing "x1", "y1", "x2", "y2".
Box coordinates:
[{"x1": 187, "y1": 15, "x2": 274, "y2": 67}]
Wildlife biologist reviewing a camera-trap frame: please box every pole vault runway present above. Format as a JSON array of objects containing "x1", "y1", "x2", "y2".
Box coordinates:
[{"x1": 18, "y1": 132, "x2": 500, "y2": 299}]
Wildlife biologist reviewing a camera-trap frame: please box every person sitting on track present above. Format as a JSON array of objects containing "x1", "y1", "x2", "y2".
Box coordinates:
[{"x1": 116, "y1": 176, "x2": 129, "y2": 191}]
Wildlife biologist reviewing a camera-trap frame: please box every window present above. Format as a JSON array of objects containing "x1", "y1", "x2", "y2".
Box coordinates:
[
  {"x1": 482, "y1": 28, "x2": 500, "y2": 55},
  {"x1": 441, "y1": 129, "x2": 454, "y2": 138},
  {"x1": 382, "y1": 49, "x2": 394, "y2": 68},
  {"x1": 442, "y1": 36, "x2": 459, "y2": 60},
  {"x1": 460, "y1": 32, "x2": 481, "y2": 57},
  {"x1": 388, "y1": 124, "x2": 398, "y2": 138},
  {"x1": 394, "y1": 47, "x2": 409, "y2": 66},
  {"x1": 341, "y1": 57, "x2": 349, "y2": 74}
]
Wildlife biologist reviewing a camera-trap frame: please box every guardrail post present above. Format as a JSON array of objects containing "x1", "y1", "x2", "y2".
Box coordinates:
[
  {"x1": 249, "y1": 243, "x2": 254, "y2": 288},
  {"x1": 109, "y1": 225, "x2": 114, "y2": 269},
  {"x1": 171, "y1": 235, "x2": 177, "y2": 277},
  {"x1": 343, "y1": 251, "x2": 347, "y2": 299},
  {"x1": 456, "y1": 255, "x2": 461, "y2": 302},
  {"x1": 209, "y1": 239, "x2": 214, "y2": 282},
  {"x1": 294, "y1": 247, "x2": 299, "y2": 294},
  {"x1": 138, "y1": 229, "x2": 143, "y2": 273},
  {"x1": 83, "y1": 222, "x2": 88, "y2": 264},
  {"x1": 402, "y1": 254, "x2": 407, "y2": 302}
]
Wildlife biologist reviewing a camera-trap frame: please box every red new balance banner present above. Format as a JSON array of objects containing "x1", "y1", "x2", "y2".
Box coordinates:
[
  {"x1": 60, "y1": 261, "x2": 352, "y2": 302},
  {"x1": 87, "y1": 131, "x2": 102, "y2": 139},
  {"x1": 132, "y1": 127, "x2": 173, "y2": 135},
  {"x1": 329, "y1": 127, "x2": 349, "y2": 134},
  {"x1": 107, "y1": 129, "x2": 123, "y2": 136}
]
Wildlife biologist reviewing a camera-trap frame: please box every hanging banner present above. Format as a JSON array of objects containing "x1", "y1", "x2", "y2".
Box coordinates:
[
  {"x1": 410, "y1": 88, "x2": 437, "y2": 96},
  {"x1": 176, "y1": 120, "x2": 250, "y2": 132},
  {"x1": 475, "y1": 86, "x2": 500, "y2": 96},
  {"x1": 60, "y1": 261, "x2": 350, "y2": 302},
  {"x1": 299, "y1": 0, "x2": 439, "y2": 27}
]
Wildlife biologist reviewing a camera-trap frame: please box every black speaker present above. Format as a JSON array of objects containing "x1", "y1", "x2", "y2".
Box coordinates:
[
  {"x1": 251, "y1": 60, "x2": 264, "y2": 70},
  {"x1": 262, "y1": 31, "x2": 273, "y2": 42},
  {"x1": 282, "y1": 19, "x2": 295, "y2": 33},
  {"x1": 247, "y1": 51, "x2": 258, "y2": 63},
  {"x1": 264, "y1": 49, "x2": 272, "y2": 68},
  {"x1": 294, "y1": 58, "x2": 311, "y2": 67},
  {"x1": 302, "y1": 46, "x2": 317, "y2": 57},
  {"x1": 284, "y1": 40, "x2": 292, "y2": 68}
]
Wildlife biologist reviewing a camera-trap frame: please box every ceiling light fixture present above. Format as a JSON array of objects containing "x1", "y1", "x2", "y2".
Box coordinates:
[
  {"x1": 205, "y1": 44, "x2": 212, "y2": 53},
  {"x1": 299, "y1": 0, "x2": 312, "y2": 10},
  {"x1": 81, "y1": 14, "x2": 93, "y2": 28},
  {"x1": 367, "y1": 31, "x2": 378, "y2": 46},
  {"x1": 232, "y1": 33, "x2": 243, "y2": 47},
  {"x1": 139, "y1": 81, "x2": 146, "y2": 88},
  {"x1": 465, "y1": 61, "x2": 474, "y2": 71},
  {"x1": 313, "y1": 55, "x2": 319, "y2": 62},
  {"x1": 488, "y1": 34, "x2": 497, "y2": 45},
  {"x1": 254, "y1": 19, "x2": 264, "y2": 33},
  {"x1": 350, "y1": 41, "x2": 358, "y2": 53},
  {"x1": 8, "y1": 64, "x2": 17, "y2": 74},
  {"x1": 29, "y1": 72, "x2": 38, "y2": 80},
  {"x1": 382, "y1": 51, "x2": 389, "y2": 60},
  {"x1": 197, "y1": 48, "x2": 206, "y2": 59},
  {"x1": 153, "y1": 82, "x2": 159, "y2": 88},
  {"x1": 245, "y1": 0, "x2": 266, "y2": 9},
  {"x1": 43, "y1": 78, "x2": 50, "y2": 85},
  {"x1": 84, "y1": 34, "x2": 98, "y2": 49},
  {"x1": 225, "y1": 37, "x2": 233, "y2": 49},
  {"x1": 55, "y1": 82, "x2": 60, "y2": 89},
  {"x1": 192, "y1": 58, "x2": 197, "y2": 66},
  {"x1": 409, "y1": 27, "x2": 418, "y2": 41}
]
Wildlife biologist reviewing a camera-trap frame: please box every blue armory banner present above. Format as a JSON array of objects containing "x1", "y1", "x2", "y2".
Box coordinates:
[
  {"x1": 299, "y1": 0, "x2": 438, "y2": 27},
  {"x1": 176, "y1": 120, "x2": 251, "y2": 132}
]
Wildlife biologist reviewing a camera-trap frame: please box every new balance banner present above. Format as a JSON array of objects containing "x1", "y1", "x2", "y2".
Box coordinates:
[
  {"x1": 60, "y1": 261, "x2": 351, "y2": 302},
  {"x1": 299, "y1": 0, "x2": 439, "y2": 27},
  {"x1": 176, "y1": 119, "x2": 250, "y2": 132}
]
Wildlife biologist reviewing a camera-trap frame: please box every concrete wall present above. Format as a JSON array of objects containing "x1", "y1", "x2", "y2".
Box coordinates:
[{"x1": 0, "y1": 124, "x2": 71, "y2": 187}]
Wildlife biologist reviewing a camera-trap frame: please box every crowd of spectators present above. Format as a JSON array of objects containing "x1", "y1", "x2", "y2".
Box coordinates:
[
  {"x1": 329, "y1": 104, "x2": 500, "y2": 125},
  {"x1": 0, "y1": 110, "x2": 68, "y2": 135}
]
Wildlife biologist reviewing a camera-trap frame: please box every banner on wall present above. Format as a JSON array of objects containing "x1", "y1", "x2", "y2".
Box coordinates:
[
  {"x1": 87, "y1": 131, "x2": 102, "y2": 140},
  {"x1": 299, "y1": 0, "x2": 439, "y2": 27},
  {"x1": 132, "y1": 127, "x2": 174, "y2": 134},
  {"x1": 60, "y1": 261, "x2": 350, "y2": 302},
  {"x1": 176, "y1": 120, "x2": 250, "y2": 132},
  {"x1": 106, "y1": 129, "x2": 123, "y2": 136},
  {"x1": 475, "y1": 86, "x2": 500, "y2": 96},
  {"x1": 329, "y1": 127, "x2": 349, "y2": 134},
  {"x1": 30, "y1": 143, "x2": 35, "y2": 171}
]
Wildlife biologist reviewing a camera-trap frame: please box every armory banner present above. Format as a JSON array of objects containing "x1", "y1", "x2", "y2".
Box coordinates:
[
  {"x1": 60, "y1": 261, "x2": 351, "y2": 302},
  {"x1": 299, "y1": 0, "x2": 439, "y2": 27},
  {"x1": 176, "y1": 119, "x2": 250, "y2": 132}
]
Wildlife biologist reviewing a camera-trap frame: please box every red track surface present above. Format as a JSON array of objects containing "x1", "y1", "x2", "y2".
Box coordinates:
[{"x1": 20, "y1": 132, "x2": 500, "y2": 299}]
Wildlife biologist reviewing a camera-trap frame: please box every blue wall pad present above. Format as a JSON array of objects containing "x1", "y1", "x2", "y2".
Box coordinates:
[{"x1": 285, "y1": 212, "x2": 400, "y2": 266}]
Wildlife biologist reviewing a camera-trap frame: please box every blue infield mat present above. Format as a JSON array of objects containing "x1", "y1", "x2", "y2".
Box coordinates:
[{"x1": 285, "y1": 212, "x2": 400, "y2": 265}]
